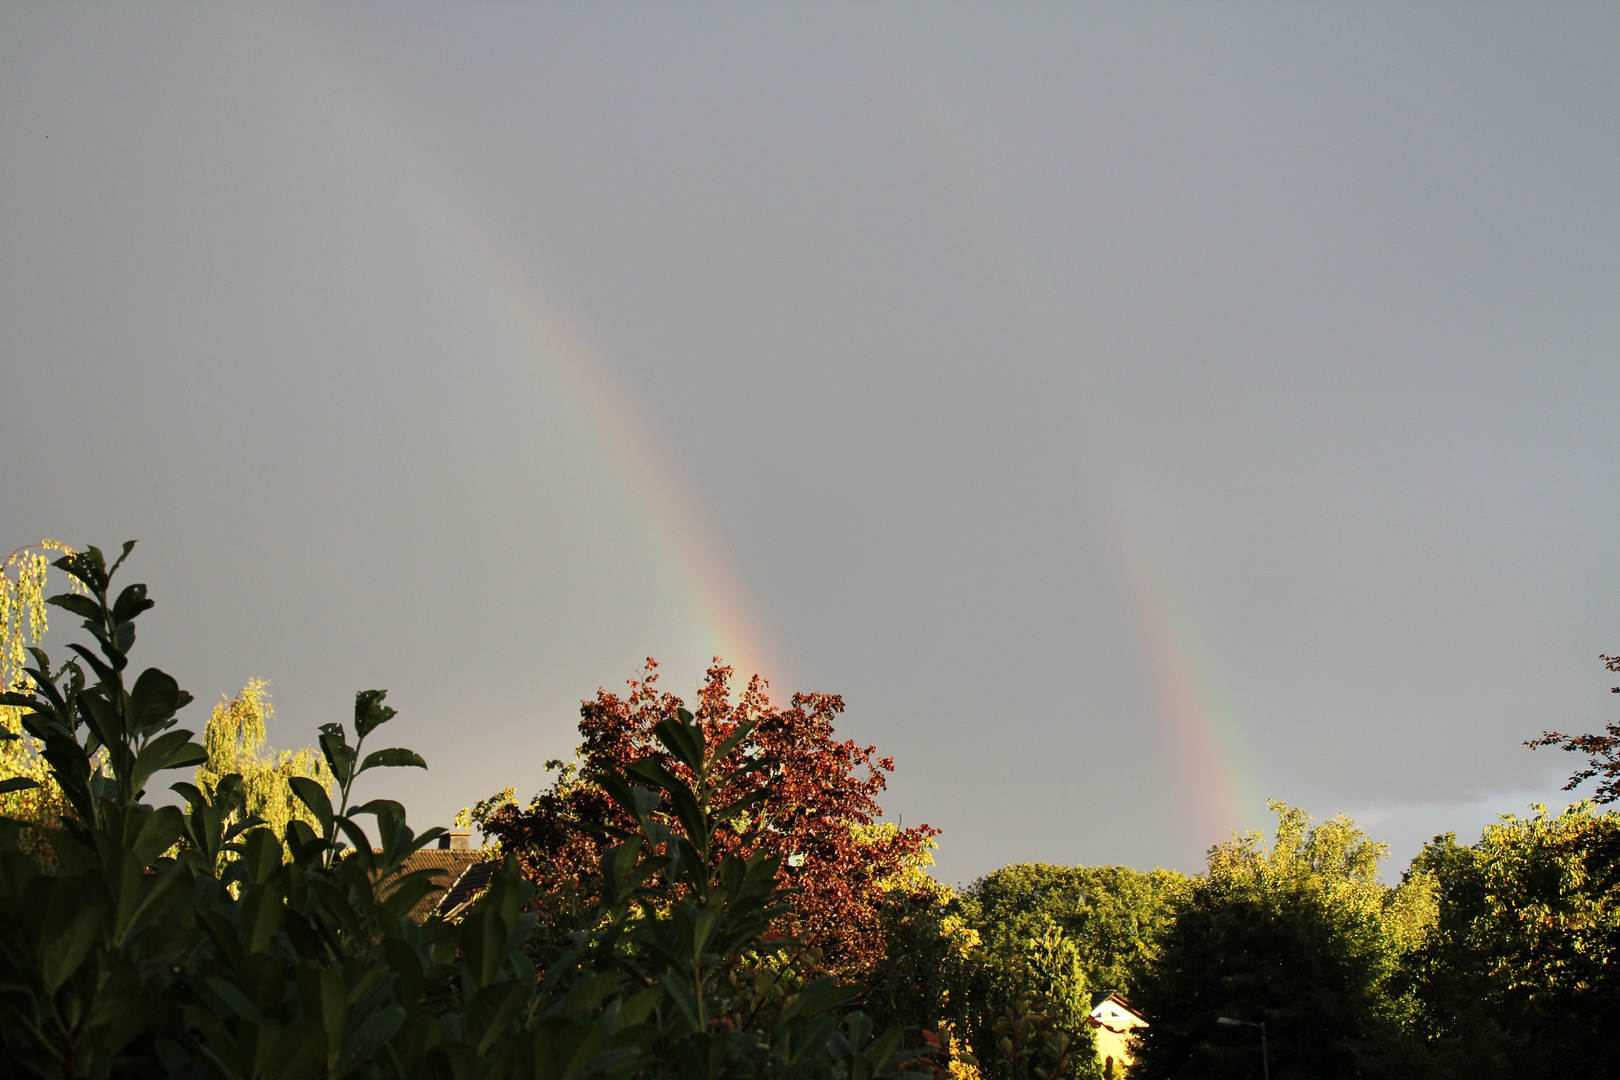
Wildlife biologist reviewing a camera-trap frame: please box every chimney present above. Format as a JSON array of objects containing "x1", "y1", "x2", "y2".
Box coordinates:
[{"x1": 438, "y1": 829, "x2": 472, "y2": 851}]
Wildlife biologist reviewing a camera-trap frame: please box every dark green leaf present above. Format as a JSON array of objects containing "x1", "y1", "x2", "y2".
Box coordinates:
[
  {"x1": 319, "y1": 727, "x2": 354, "y2": 785},
  {"x1": 108, "y1": 540, "x2": 138, "y2": 577},
  {"x1": 132, "y1": 804, "x2": 186, "y2": 865},
  {"x1": 130, "y1": 730, "x2": 207, "y2": 796},
  {"x1": 129, "y1": 667, "x2": 183, "y2": 732},
  {"x1": 289, "y1": 776, "x2": 334, "y2": 834},
  {"x1": 111, "y1": 583, "x2": 154, "y2": 625},
  {"x1": 351, "y1": 798, "x2": 407, "y2": 822},
  {"x1": 711, "y1": 719, "x2": 756, "y2": 765},
  {"x1": 653, "y1": 716, "x2": 705, "y2": 774},
  {"x1": 358, "y1": 748, "x2": 427, "y2": 772},
  {"x1": 53, "y1": 546, "x2": 106, "y2": 593},
  {"x1": 353, "y1": 689, "x2": 396, "y2": 739},
  {"x1": 47, "y1": 593, "x2": 103, "y2": 622}
]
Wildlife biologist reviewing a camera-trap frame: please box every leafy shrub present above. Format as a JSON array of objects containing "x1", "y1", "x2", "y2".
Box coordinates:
[{"x1": 0, "y1": 543, "x2": 923, "y2": 1080}]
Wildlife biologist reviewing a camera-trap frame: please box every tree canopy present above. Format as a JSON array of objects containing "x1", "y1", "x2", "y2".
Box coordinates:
[
  {"x1": 1129, "y1": 802, "x2": 1436, "y2": 1080},
  {"x1": 195, "y1": 677, "x2": 334, "y2": 853},
  {"x1": 477, "y1": 659, "x2": 938, "y2": 977},
  {"x1": 1402, "y1": 802, "x2": 1620, "y2": 1079}
]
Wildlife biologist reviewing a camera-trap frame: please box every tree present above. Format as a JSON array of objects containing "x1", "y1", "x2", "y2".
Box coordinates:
[
  {"x1": 478, "y1": 658, "x2": 939, "y2": 977},
  {"x1": 868, "y1": 859, "x2": 1189, "y2": 1080},
  {"x1": 1402, "y1": 803, "x2": 1620, "y2": 1080},
  {"x1": 883, "y1": 863, "x2": 1191, "y2": 1080},
  {"x1": 194, "y1": 677, "x2": 333, "y2": 851},
  {"x1": 1130, "y1": 803, "x2": 1434, "y2": 1080},
  {"x1": 0, "y1": 540, "x2": 80, "y2": 852},
  {"x1": 962, "y1": 864, "x2": 1190, "y2": 1002},
  {"x1": 1526, "y1": 653, "x2": 1620, "y2": 804},
  {"x1": 862, "y1": 832, "x2": 987, "y2": 1079}
]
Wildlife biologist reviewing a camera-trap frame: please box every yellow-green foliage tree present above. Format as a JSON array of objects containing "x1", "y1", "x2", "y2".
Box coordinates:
[
  {"x1": 1130, "y1": 802, "x2": 1438, "y2": 1080},
  {"x1": 1402, "y1": 801, "x2": 1620, "y2": 1078},
  {"x1": 195, "y1": 678, "x2": 334, "y2": 844},
  {"x1": 0, "y1": 541, "x2": 79, "y2": 844}
]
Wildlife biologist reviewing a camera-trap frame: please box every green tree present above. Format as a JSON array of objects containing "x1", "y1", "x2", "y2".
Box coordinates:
[
  {"x1": 869, "y1": 858, "x2": 1158, "y2": 1080},
  {"x1": 1131, "y1": 802, "x2": 1434, "y2": 1080},
  {"x1": 963, "y1": 864, "x2": 1190, "y2": 1001},
  {"x1": 194, "y1": 677, "x2": 333, "y2": 850},
  {"x1": 862, "y1": 832, "x2": 987, "y2": 1078},
  {"x1": 0, "y1": 541, "x2": 80, "y2": 847},
  {"x1": 1402, "y1": 803, "x2": 1620, "y2": 1080}
]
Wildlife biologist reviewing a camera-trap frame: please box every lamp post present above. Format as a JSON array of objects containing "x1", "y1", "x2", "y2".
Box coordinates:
[{"x1": 1216, "y1": 1017, "x2": 1269, "y2": 1080}]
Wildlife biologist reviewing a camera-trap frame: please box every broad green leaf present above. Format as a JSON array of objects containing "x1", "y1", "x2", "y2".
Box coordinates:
[
  {"x1": 47, "y1": 592, "x2": 103, "y2": 622},
  {"x1": 39, "y1": 891, "x2": 105, "y2": 992},
  {"x1": 203, "y1": 976, "x2": 264, "y2": 1024},
  {"x1": 711, "y1": 720, "x2": 756, "y2": 765},
  {"x1": 131, "y1": 804, "x2": 186, "y2": 866},
  {"x1": 653, "y1": 716, "x2": 705, "y2": 774},
  {"x1": 335, "y1": 1003, "x2": 406, "y2": 1077},
  {"x1": 358, "y1": 748, "x2": 427, "y2": 773},
  {"x1": 353, "y1": 689, "x2": 396, "y2": 739},
  {"x1": 130, "y1": 730, "x2": 207, "y2": 795},
  {"x1": 289, "y1": 776, "x2": 335, "y2": 835},
  {"x1": 319, "y1": 727, "x2": 355, "y2": 785},
  {"x1": 111, "y1": 582, "x2": 154, "y2": 625},
  {"x1": 129, "y1": 667, "x2": 182, "y2": 731},
  {"x1": 108, "y1": 539, "x2": 138, "y2": 577}
]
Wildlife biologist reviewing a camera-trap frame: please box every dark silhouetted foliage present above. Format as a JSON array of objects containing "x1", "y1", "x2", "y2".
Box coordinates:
[{"x1": 0, "y1": 543, "x2": 925, "y2": 1080}]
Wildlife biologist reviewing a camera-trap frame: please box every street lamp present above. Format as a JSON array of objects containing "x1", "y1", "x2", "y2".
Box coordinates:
[{"x1": 1216, "y1": 1017, "x2": 1269, "y2": 1080}]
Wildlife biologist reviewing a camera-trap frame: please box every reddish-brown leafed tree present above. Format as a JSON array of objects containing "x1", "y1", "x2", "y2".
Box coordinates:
[
  {"x1": 481, "y1": 659, "x2": 937, "y2": 977},
  {"x1": 1528, "y1": 653, "x2": 1620, "y2": 804}
]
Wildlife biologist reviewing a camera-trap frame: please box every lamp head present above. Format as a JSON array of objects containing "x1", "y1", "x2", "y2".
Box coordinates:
[{"x1": 1216, "y1": 1017, "x2": 1242, "y2": 1026}]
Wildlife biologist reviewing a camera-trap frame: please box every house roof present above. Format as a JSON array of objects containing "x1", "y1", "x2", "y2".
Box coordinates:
[
  {"x1": 1088, "y1": 993, "x2": 1147, "y2": 1033},
  {"x1": 386, "y1": 850, "x2": 491, "y2": 921},
  {"x1": 435, "y1": 860, "x2": 498, "y2": 920}
]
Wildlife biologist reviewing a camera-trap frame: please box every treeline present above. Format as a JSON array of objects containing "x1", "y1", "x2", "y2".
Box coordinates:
[
  {"x1": 863, "y1": 800, "x2": 1619, "y2": 1080},
  {"x1": 467, "y1": 661, "x2": 1620, "y2": 1080},
  {"x1": 2, "y1": 541, "x2": 1618, "y2": 1079}
]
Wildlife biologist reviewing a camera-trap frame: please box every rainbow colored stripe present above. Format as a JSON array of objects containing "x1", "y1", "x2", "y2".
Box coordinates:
[
  {"x1": 1086, "y1": 444, "x2": 1264, "y2": 845},
  {"x1": 262, "y1": 8, "x2": 1256, "y2": 850},
  {"x1": 255, "y1": 8, "x2": 774, "y2": 686}
]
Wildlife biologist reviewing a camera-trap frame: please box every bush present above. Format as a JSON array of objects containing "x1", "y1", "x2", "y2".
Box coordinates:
[{"x1": 0, "y1": 543, "x2": 924, "y2": 1080}]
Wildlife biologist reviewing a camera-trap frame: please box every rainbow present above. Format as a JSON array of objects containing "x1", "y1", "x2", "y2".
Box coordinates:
[
  {"x1": 1085, "y1": 444, "x2": 1264, "y2": 846},
  {"x1": 260, "y1": 8, "x2": 1257, "y2": 850},
  {"x1": 254, "y1": 7, "x2": 776, "y2": 687},
  {"x1": 881, "y1": 90, "x2": 1264, "y2": 847}
]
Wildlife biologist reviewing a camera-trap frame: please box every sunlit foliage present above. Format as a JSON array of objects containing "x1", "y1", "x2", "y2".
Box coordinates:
[
  {"x1": 1402, "y1": 802, "x2": 1620, "y2": 1078},
  {"x1": 1130, "y1": 802, "x2": 1436, "y2": 1080},
  {"x1": 0, "y1": 541, "x2": 80, "y2": 846},
  {"x1": 195, "y1": 677, "x2": 334, "y2": 850},
  {"x1": 477, "y1": 659, "x2": 939, "y2": 975}
]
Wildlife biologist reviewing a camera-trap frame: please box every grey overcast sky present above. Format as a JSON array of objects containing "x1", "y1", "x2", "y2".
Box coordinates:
[{"x1": 3, "y1": 3, "x2": 1617, "y2": 882}]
